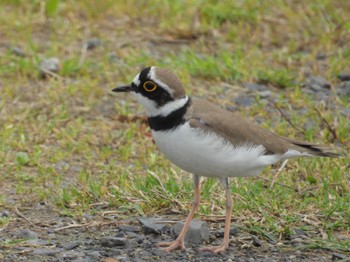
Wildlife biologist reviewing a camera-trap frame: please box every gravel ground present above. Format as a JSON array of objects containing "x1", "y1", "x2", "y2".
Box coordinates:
[{"x1": 1, "y1": 202, "x2": 348, "y2": 262}]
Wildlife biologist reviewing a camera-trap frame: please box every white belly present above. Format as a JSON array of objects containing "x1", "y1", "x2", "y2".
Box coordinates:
[{"x1": 151, "y1": 122, "x2": 281, "y2": 178}]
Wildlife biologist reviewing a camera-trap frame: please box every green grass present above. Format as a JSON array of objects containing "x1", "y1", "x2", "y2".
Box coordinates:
[{"x1": 0, "y1": 0, "x2": 349, "y2": 252}]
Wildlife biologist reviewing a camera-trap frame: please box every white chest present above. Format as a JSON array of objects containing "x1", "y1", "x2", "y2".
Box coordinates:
[{"x1": 151, "y1": 122, "x2": 280, "y2": 178}]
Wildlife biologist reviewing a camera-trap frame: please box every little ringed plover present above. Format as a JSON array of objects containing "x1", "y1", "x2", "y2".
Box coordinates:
[{"x1": 113, "y1": 66, "x2": 339, "y2": 254}]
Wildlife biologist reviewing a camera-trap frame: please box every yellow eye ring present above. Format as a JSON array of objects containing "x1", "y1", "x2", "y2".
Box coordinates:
[{"x1": 143, "y1": 81, "x2": 157, "y2": 92}]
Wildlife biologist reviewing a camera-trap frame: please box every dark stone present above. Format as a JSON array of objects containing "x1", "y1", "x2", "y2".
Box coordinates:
[
  {"x1": 58, "y1": 250, "x2": 85, "y2": 260},
  {"x1": 251, "y1": 235, "x2": 262, "y2": 247},
  {"x1": 62, "y1": 241, "x2": 80, "y2": 250},
  {"x1": 116, "y1": 231, "x2": 127, "y2": 238},
  {"x1": 85, "y1": 38, "x2": 102, "y2": 50},
  {"x1": 334, "y1": 233, "x2": 350, "y2": 241},
  {"x1": 332, "y1": 252, "x2": 348, "y2": 260},
  {"x1": 100, "y1": 237, "x2": 127, "y2": 247},
  {"x1": 26, "y1": 239, "x2": 50, "y2": 246},
  {"x1": 293, "y1": 228, "x2": 308, "y2": 237},
  {"x1": 108, "y1": 53, "x2": 119, "y2": 63},
  {"x1": 125, "y1": 231, "x2": 139, "y2": 238},
  {"x1": 303, "y1": 75, "x2": 331, "y2": 91},
  {"x1": 315, "y1": 90, "x2": 331, "y2": 101},
  {"x1": 264, "y1": 233, "x2": 277, "y2": 244},
  {"x1": 12, "y1": 229, "x2": 38, "y2": 240},
  {"x1": 39, "y1": 57, "x2": 60, "y2": 78},
  {"x1": 243, "y1": 83, "x2": 268, "y2": 91},
  {"x1": 0, "y1": 210, "x2": 10, "y2": 217},
  {"x1": 216, "y1": 226, "x2": 240, "y2": 237},
  {"x1": 258, "y1": 90, "x2": 273, "y2": 98},
  {"x1": 340, "y1": 108, "x2": 350, "y2": 117},
  {"x1": 138, "y1": 217, "x2": 167, "y2": 235},
  {"x1": 337, "y1": 81, "x2": 350, "y2": 96},
  {"x1": 173, "y1": 219, "x2": 210, "y2": 244},
  {"x1": 32, "y1": 248, "x2": 62, "y2": 256},
  {"x1": 135, "y1": 237, "x2": 144, "y2": 244},
  {"x1": 338, "y1": 73, "x2": 350, "y2": 81},
  {"x1": 316, "y1": 53, "x2": 327, "y2": 60},
  {"x1": 291, "y1": 237, "x2": 304, "y2": 244},
  {"x1": 140, "y1": 238, "x2": 153, "y2": 249},
  {"x1": 87, "y1": 251, "x2": 101, "y2": 260},
  {"x1": 234, "y1": 93, "x2": 254, "y2": 107},
  {"x1": 9, "y1": 46, "x2": 26, "y2": 57}
]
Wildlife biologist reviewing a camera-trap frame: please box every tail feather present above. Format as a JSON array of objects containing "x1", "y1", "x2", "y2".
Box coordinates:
[{"x1": 288, "y1": 139, "x2": 341, "y2": 158}]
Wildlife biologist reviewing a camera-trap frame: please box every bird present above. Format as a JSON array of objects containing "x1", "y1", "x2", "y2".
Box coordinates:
[{"x1": 112, "y1": 66, "x2": 340, "y2": 254}]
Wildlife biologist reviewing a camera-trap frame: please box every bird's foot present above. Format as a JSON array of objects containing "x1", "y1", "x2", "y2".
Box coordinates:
[
  {"x1": 199, "y1": 243, "x2": 229, "y2": 254},
  {"x1": 158, "y1": 239, "x2": 186, "y2": 252}
]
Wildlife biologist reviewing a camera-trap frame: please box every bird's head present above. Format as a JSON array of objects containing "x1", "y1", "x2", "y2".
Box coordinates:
[{"x1": 113, "y1": 66, "x2": 188, "y2": 117}]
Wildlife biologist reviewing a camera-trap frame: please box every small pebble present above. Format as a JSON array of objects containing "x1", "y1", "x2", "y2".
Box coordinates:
[
  {"x1": 85, "y1": 38, "x2": 102, "y2": 50},
  {"x1": 26, "y1": 239, "x2": 50, "y2": 246},
  {"x1": 243, "y1": 83, "x2": 268, "y2": 91},
  {"x1": 337, "y1": 72, "x2": 350, "y2": 81},
  {"x1": 258, "y1": 90, "x2": 273, "y2": 98},
  {"x1": 100, "y1": 237, "x2": 127, "y2": 247},
  {"x1": 119, "y1": 225, "x2": 140, "y2": 232},
  {"x1": 39, "y1": 57, "x2": 60, "y2": 78},
  {"x1": 116, "y1": 231, "x2": 127, "y2": 238},
  {"x1": 216, "y1": 226, "x2": 240, "y2": 237},
  {"x1": 87, "y1": 251, "x2": 101, "y2": 259},
  {"x1": 337, "y1": 81, "x2": 350, "y2": 96},
  {"x1": 251, "y1": 235, "x2": 262, "y2": 247},
  {"x1": 62, "y1": 241, "x2": 80, "y2": 250},
  {"x1": 293, "y1": 228, "x2": 308, "y2": 237},
  {"x1": 59, "y1": 250, "x2": 85, "y2": 260},
  {"x1": 32, "y1": 248, "x2": 61, "y2": 256},
  {"x1": 303, "y1": 75, "x2": 331, "y2": 91},
  {"x1": 174, "y1": 219, "x2": 210, "y2": 244},
  {"x1": 12, "y1": 229, "x2": 38, "y2": 240},
  {"x1": 316, "y1": 53, "x2": 327, "y2": 60},
  {"x1": 315, "y1": 90, "x2": 332, "y2": 101},
  {"x1": 9, "y1": 46, "x2": 26, "y2": 57},
  {"x1": 108, "y1": 53, "x2": 119, "y2": 63},
  {"x1": 332, "y1": 252, "x2": 349, "y2": 260},
  {"x1": 291, "y1": 237, "x2": 304, "y2": 244},
  {"x1": 138, "y1": 217, "x2": 167, "y2": 235},
  {"x1": 234, "y1": 93, "x2": 254, "y2": 107},
  {"x1": 125, "y1": 231, "x2": 139, "y2": 238},
  {"x1": 0, "y1": 210, "x2": 10, "y2": 217}
]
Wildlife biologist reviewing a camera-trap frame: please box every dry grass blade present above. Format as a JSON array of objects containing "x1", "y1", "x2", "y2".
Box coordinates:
[
  {"x1": 313, "y1": 106, "x2": 338, "y2": 142},
  {"x1": 269, "y1": 159, "x2": 289, "y2": 189},
  {"x1": 53, "y1": 220, "x2": 128, "y2": 232},
  {"x1": 14, "y1": 207, "x2": 33, "y2": 225},
  {"x1": 273, "y1": 103, "x2": 306, "y2": 135}
]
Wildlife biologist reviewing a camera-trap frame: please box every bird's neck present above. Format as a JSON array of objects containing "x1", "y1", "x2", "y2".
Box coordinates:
[{"x1": 148, "y1": 97, "x2": 191, "y2": 131}]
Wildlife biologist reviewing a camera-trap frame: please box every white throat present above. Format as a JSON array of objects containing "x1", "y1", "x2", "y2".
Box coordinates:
[{"x1": 132, "y1": 93, "x2": 189, "y2": 117}]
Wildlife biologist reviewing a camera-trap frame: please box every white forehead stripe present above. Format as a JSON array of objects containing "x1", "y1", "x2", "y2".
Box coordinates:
[
  {"x1": 132, "y1": 73, "x2": 140, "y2": 86},
  {"x1": 149, "y1": 67, "x2": 174, "y2": 95}
]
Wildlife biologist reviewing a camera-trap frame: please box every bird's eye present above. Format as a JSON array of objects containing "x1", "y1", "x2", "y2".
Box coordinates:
[{"x1": 143, "y1": 81, "x2": 157, "y2": 92}]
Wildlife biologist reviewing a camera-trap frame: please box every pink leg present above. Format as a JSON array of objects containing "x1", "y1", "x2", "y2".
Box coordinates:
[
  {"x1": 158, "y1": 175, "x2": 201, "y2": 252},
  {"x1": 200, "y1": 177, "x2": 232, "y2": 254}
]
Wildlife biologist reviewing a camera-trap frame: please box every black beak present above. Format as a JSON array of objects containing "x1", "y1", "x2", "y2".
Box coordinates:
[{"x1": 112, "y1": 84, "x2": 132, "y2": 92}]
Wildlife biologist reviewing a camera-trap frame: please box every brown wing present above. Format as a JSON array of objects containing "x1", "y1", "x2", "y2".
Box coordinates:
[{"x1": 188, "y1": 97, "x2": 339, "y2": 157}]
